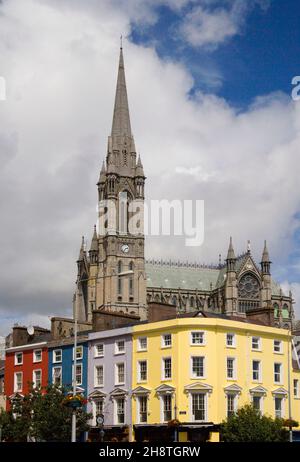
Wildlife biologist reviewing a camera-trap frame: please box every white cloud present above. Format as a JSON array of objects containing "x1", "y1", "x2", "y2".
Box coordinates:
[
  {"x1": 0, "y1": 0, "x2": 299, "y2": 335},
  {"x1": 178, "y1": 0, "x2": 271, "y2": 49}
]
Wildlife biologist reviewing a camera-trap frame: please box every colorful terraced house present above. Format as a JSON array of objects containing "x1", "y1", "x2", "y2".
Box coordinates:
[
  {"x1": 5, "y1": 326, "x2": 51, "y2": 409},
  {"x1": 87, "y1": 326, "x2": 133, "y2": 442},
  {"x1": 47, "y1": 335, "x2": 89, "y2": 398},
  {"x1": 130, "y1": 314, "x2": 300, "y2": 442}
]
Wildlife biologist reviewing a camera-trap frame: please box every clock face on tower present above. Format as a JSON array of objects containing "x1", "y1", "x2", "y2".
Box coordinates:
[{"x1": 121, "y1": 244, "x2": 129, "y2": 254}]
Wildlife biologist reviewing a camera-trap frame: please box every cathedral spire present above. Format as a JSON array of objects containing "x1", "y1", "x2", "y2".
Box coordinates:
[
  {"x1": 111, "y1": 47, "x2": 132, "y2": 139},
  {"x1": 261, "y1": 240, "x2": 271, "y2": 275},
  {"x1": 226, "y1": 236, "x2": 236, "y2": 272},
  {"x1": 89, "y1": 225, "x2": 98, "y2": 264},
  {"x1": 89, "y1": 225, "x2": 98, "y2": 252},
  {"x1": 227, "y1": 236, "x2": 236, "y2": 260},
  {"x1": 78, "y1": 236, "x2": 85, "y2": 262},
  {"x1": 135, "y1": 155, "x2": 145, "y2": 177},
  {"x1": 98, "y1": 160, "x2": 106, "y2": 184},
  {"x1": 261, "y1": 240, "x2": 270, "y2": 263}
]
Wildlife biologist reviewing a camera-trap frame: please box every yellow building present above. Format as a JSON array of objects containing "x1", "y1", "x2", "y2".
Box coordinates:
[{"x1": 131, "y1": 315, "x2": 300, "y2": 442}]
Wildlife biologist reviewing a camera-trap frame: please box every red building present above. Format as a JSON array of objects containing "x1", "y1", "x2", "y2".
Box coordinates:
[{"x1": 5, "y1": 335, "x2": 49, "y2": 410}]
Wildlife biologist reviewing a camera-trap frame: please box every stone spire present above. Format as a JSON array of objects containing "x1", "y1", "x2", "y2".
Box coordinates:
[
  {"x1": 98, "y1": 161, "x2": 106, "y2": 184},
  {"x1": 227, "y1": 236, "x2": 235, "y2": 260},
  {"x1": 261, "y1": 240, "x2": 270, "y2": 263},
  {"x1": 261, "y1": 240, "x2": 271, "y2": 275},
  {"x1": 89, "y1": 225, "x2": 98, "y2": 252},
  {"x1": 89, "y1": 225, "x2": 98, "y2": 264},
  {"x1": 78, "y1": 236, "x2": 85, "y2": 262},
  {"x1": 107, "y1": 46, "x2": 136, "y2": 175},
  {"x1": 111, "y1": 47, "x2": 132, "y2": 139},
  {"x1": 135, "y1": 155, "x2": 145, "y2": 177},
  {"x1": 226, "y1": 237, "x2": 236, "y2": 272}
]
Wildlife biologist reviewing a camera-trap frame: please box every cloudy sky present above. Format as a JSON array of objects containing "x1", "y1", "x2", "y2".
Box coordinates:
[{"x1": 0, "y1": 0, "x2": 300, "y2": 335}]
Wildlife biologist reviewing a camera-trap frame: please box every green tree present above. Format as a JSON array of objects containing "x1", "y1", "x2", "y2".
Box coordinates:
[
  {"x1": 220, "y1": 404, "x2": 291, "y2": 442},
  {"x1": 0, "y1": 385, "x2": 92, "y2": 442}
]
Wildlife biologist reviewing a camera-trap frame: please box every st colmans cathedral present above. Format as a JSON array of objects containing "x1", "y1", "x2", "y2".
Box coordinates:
[{"x1": 70, "y1": 47, "x2": 294, "y2": 335}]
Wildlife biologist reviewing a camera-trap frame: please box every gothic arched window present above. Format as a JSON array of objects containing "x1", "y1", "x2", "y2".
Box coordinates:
[
  {"x1": 172, "y1": 295, "x2": 177, "y2": 307},
  {"x1": 238, "y1": 273, "x2": 260, "y2": 299},
  {"x1": 129, "y1": 261, "x2": 134, "y2": 297},
  {"x1": 118, "y1": 191, "x2": 132, "y2": 234},
  {"x1": 238, "y1": 273, "x2": 260, "y2": 312},
  {"x1": 118, "y1": 260, "x2": 123, "y2": 295},
  {"x1": 273, "y1": 303, "x2": 279, "y2": 318},
  {"x1": 190, "y1": 296, "x2": 195, "y2": 308}
]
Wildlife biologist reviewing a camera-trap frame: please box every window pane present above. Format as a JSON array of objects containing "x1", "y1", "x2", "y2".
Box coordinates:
[
  {"x1": 117, "y1": 398, "x2": 125, "y2": 424},
  {"x1": 163, "y1": 358, "x2": 172, "y2": 379},
  {"x1": 192, "y1": 393, "x2": 205, "y2": 421},
  {"x1": 163, "y1": 395, "x2": 172, "y2": 421},
  {"x1": 139, "y1": 361, "x2": 147, "y2": 381},
  {"x1": 139, "y1": 396, "x2": 148, "y2": 423},
  {"x1": 275, "y1": 397, "x2": 282, "y2": 418},
  {"x1": 192, "y1": 357, "x2": 204, "y2": 378},
  {"x1": 192, "y1": 332, "x2": 204, "y2": 344},
  {"x1": 227, "y1": 395, "x2": 235, "y2": 417}
]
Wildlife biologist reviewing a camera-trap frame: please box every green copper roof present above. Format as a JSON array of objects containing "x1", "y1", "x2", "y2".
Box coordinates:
[
  {"x1": 145, "y1": 261, "x2": 284, "y2": 296},
  {"x1": 145, "y1": 262, "x2": 221, "y2": 291}
]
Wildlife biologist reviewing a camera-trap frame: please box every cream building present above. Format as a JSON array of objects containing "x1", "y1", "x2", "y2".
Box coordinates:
[{"x1": 131, "y1": 315, "x2": 300, "y2": 442}]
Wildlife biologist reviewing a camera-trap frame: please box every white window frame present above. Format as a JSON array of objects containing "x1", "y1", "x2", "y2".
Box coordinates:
[
  {"x1": 162, "y1": 357, "x2": 172, "y2": 380},
  {"x1": 226, "y1": 357, "x2": 236, "y2": 380},
  {"x1": 137, "y1": 395, "x2": 148, "y2": 424},
  {"x1": 138, "y1": 360, "x2": 148, "y2": 382},
  {"x1": 52, "y1": 366, "x2": 62, "y2": 386},
  {"x1": 226, "y1": 393, "x2": 238, "y2": 417},
  {"x1": 226, "y1": 333, "x2": 236, "y2": 348},
  {"x1": 115, "y1": 340, "x2": 125, "y2": 355},
  {"x1": 138, "y1": 337, "x2": 147, "y2": 352},
  {"x1": 190, "y1": 356, "x2": 205, "y2": 379},
  {"x1": 114, "y1": 397, "x2": 126, "y2": 425},
  {"x1": 251, "y1": 336, "x2": 261, "y2": 351},
  {"x1": 94, "y1": 365, "x2": 104, "y2": 387},
  {"x1": 92, "y1": 399, "x2": 105, "y2": 426},
  {"x1": 274, "y1": 363, "x2": 282, "y2": 384},
  {"x1": 115, "y1": 362, "x2": 125, "y2": 385},
  {"x1": 274, "y1": 396, "x2": 285, "y2": 419},
  {"x1": 160, "y1": 394, "x2": 172, "y2": 423},
  {"x1": 274, "y1": 340, "x2": 283, "y2": 354},
  {"x1": 73, "y1": 363, "x2": 83, "y2": 386},
  {"x1": 190, "y1": 392, "x2": 207, "y2": 422},
  {"x1": 161, "y1": 334, "x2": 172, "y2": 348},
  {"x1": 94, "y1": 343, "x2": 104, "y2": 358},
  {"x1": 73, "y1": 345, "x2": 83, "y2": 360},
  {"x1": 252, "y1": 360, "x2": 262, "y2": 382},
  {"x1": 53, "y1": 349, "x2": 62, "y2": 364},
  {"x1": 14, "y1": 352, "x2": 23, "y2": 366},
  {"x1": 33, "y1": 349, "x2": 42, "y2": 363},
  {"x1": 33, "y1": 369, "x2": 42, "y2": 388},
  {"x1": 14, "y1": 371, "x2": 23, "y2": 393},
  {"x1": 252, "y1": 394, "x2": 263, "y2": 414},
  {"x1": 190, "y1": 331, "x2": 205, "y2": 346}
]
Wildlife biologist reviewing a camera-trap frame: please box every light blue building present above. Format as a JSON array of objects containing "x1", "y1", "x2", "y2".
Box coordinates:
[
  {"x1": 48, "y1": 335, "x2": 89, "y2": 397},
  {"x1": 87, "y1": 326, "x2": 133, "y2": 442}
]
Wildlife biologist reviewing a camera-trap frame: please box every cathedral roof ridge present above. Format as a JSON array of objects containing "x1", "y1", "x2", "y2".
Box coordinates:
[{"x1": 145, "y1": 258, "x2": 225, "y2": 270}]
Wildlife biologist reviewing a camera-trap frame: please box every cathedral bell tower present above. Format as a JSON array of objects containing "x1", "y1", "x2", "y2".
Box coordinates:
[{"x1": 75, "y1": 47, "x2": 147, "y2": 322}]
